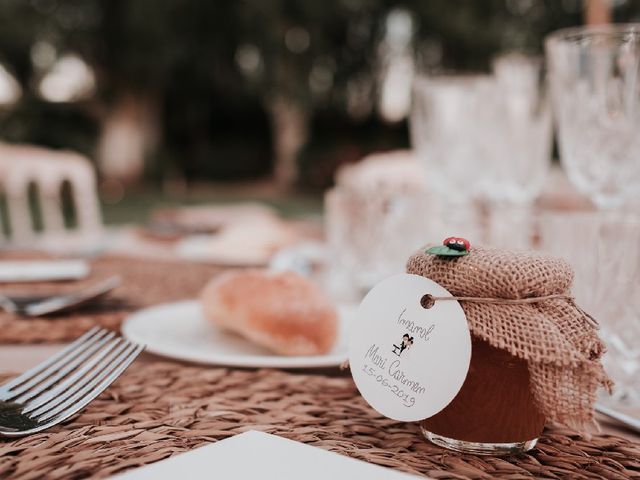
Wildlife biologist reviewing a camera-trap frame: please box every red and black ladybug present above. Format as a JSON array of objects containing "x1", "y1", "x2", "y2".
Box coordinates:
[
  {"x1": 443, "y1": 237, "x2": 470, "y2": 252},
  {"x1": 425, "y1": 236, "x2": 471, "y2": 257}
]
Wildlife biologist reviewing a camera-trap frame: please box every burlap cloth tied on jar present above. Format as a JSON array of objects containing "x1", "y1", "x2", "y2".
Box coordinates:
[{"x1": 407, "y1": 245, "x2": 612, "y2": 431}]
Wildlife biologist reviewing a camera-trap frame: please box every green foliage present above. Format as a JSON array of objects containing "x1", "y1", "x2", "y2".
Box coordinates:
[
  {"x1": 425, "y1": 245, "x2": 469, "y2": 257},
  {"x1": 0, "y1": 0, "x2": 637, "y2": 183}
]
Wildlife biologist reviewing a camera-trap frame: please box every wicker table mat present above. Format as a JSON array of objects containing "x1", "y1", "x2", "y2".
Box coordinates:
[
  {"x1": 0, "y1": 255, "x2": 221, "y2": 344},
  {"x1": 1, "y1": 362, "x2": 638, "y2": 480}
]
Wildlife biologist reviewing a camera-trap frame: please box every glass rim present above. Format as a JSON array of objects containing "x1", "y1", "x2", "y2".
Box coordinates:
[{"x1": 545, "y1": 23, "x2": 640, "y2": 48}]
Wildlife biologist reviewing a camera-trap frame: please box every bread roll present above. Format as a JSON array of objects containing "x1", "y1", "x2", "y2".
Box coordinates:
[{"x1": 200, "y1": 270, "x2": 338, "y2": 356}]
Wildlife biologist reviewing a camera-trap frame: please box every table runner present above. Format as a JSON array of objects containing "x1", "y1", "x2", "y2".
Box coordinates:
[
  {"x1": 0, "y1": 256, "x2": 221, "y2": 344},
  {"x1": 1, "y1": 361, "x2": 638, "y2": 480}
]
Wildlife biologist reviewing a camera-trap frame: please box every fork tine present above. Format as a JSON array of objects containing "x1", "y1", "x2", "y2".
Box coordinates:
[
  {"x1": 0, "y1": 327, "x2": 103, "y2": 392},
  {"x1": 4, "y1": 329, "x2": 111, "y2": 397},
  {"x1": 23, "y1": 338, "x2": 126, "y2": 415},
  {"x1": 17, "y1": 337, "x2": 123, "y2": 409},
  {"x1": 31, "y1": 342, "x2": 143, "y2": 423},
  {"x1": 8, "y1": 331, "x2": 117, "y2": 403}
]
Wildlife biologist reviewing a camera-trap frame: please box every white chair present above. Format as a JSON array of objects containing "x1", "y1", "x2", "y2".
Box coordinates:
[{"x1": 0, "y1": 143, "x2": 103, "y2": 247}]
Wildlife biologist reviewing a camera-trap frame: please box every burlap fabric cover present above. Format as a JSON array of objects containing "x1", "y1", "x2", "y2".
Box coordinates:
[{"x1": 406, "y1": 245, "x2": 611, "y2": 430}]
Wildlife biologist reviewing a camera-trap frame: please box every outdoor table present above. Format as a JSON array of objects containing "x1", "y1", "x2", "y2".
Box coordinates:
[{"x1": 1, "y1": 255, "x2": 638, "y2": 479}]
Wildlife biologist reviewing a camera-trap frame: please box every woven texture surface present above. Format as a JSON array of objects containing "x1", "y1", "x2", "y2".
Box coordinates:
[
  {"x1": 407, "y1": 246, "x2": 610, "y2": 430},
  {"x1": 0, "y1": 255, "x2": 221, "y2": 344},
  {"x1": 0, "y1": 361, "x2": 638, "y2": 480}
]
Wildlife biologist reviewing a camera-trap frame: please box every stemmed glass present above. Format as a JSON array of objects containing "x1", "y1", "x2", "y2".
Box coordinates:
[
  {"x1": 482, "y1": 54, "x2": 552, "y2": 249},
  {"x1": 411, "y1": 55, "x2": 551, "y2": 248},
  {"x1": 410, "y1": 74, "x2": 500, "y2": 241},
  {"x1": 544, "y1": 24, "x2": 640, "y2": 404},
  {"x1": 546, "y1": 24, "x2": 640, "y2": 209}
]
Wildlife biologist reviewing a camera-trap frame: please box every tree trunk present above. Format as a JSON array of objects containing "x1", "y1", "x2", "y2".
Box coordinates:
[
  {"x1": 584, "y1": 0, "x2": 612, "y2": 25},
  {"x1": 267, "y1": 96, "x2": 309, "y2": 188},
  {"x1": 97, "y1": 91, "x2": 160, "y2": 183}
]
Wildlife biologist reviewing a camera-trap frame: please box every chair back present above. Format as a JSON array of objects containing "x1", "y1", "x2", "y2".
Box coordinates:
[{"x1": 0, "y1": 143, "x2": 103, "y2": 246}]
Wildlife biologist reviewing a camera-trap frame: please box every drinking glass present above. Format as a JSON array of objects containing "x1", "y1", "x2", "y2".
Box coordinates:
[
  {"x1": 539, "y1": 211, "x2": 640, "y2": 405},
  {"x1": 411, "y1": 61, "x2": 551, "y2": 248},
  {"x1": 411, "y1": 75, "x2": 500, "y2": 241},
  {"x1": 324, "y1": 152, "x2": 432, "y2": 302},
  {"x1": 546, "y1": 24, "x2": 640, "y2": 209},
  {"x1": 483, "y1": 54, "x2": 552, "y2": 249},
  {"x1": 485, "y1": 54, "x2": 552, "y2": 205}
]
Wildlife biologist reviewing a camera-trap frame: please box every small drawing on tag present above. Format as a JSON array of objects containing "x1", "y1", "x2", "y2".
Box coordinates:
[{"x1": 392, "y1": 334, "x2": 414, "y2": 356}]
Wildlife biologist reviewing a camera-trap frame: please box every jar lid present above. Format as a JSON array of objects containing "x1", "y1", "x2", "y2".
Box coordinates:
[{"x1": 407, "y1": 245, "x2": 573, "y2": 299}]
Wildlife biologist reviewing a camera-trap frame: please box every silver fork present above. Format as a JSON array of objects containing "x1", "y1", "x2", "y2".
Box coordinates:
[
  {"x1": 0, "y1": 276, "x2": 121, "y2": 317},
  {"x1": 0, "y1": 327, "x2": 144, "y2": 437}
]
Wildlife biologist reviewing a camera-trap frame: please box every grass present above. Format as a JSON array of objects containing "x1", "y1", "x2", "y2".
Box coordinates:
[{"x1": 100, "y1": 181, "x2": 324, "y2": 225}]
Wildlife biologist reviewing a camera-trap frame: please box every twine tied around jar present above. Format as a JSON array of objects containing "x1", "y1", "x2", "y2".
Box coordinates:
[
  {"x1": 419, "y1": 293, "x2": 599, "y2": 328},
  {"x1": 339, "y1": 292, "x2": 599, "y2": 371}
]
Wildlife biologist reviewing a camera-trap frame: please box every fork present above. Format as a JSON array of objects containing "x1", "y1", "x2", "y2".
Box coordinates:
[
  {"x1": 0, "y1": 276, "x2": 121, "y2": 317},
  {"x1": 0, "y1": 327, "x2": 144, "y2": 437}
]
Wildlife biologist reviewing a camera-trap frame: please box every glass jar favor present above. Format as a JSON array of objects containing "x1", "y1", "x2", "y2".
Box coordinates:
[
  {"x1": 406, "y1": 243, "x2": 610, "y2": 455},
  {"x1": 420, "y1": 336, "x2": 545, "y2": 454}
]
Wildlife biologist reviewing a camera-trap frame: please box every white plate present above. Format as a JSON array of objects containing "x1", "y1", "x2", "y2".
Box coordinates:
[
  {"x1": 122, "y1": 300, "x2": 354, "y2": 368},
  {"x1": 175, "y1": 236, "x2": 270, "y2": 266}
]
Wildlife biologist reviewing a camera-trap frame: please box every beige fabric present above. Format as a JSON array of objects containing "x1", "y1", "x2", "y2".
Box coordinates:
[{"x1": 406, "y1": 245, "x2": 611, "y2": 430}]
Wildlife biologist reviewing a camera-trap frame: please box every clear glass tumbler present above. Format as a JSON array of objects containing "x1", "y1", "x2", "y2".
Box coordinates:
[
  {"x1": 546, "y1": 24, "x2": 640, "y2": 209},
  {"x1": 538, "y1": 211, "x2": 640, "y2": 405},
  {"x1": 324, "y1": 152, "x2": 432, "y2": 302}
]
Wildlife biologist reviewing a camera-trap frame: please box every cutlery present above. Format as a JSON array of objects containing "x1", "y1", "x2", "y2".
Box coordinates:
[
  {"x1": 596, "y1": 402, "x2": 640, "y2": 434},
  {"x1": 0, "y1": 276, "x2": 121, "y2": 317},
  {"x1": 0, "y1": 327, "x2": 144, "y2": 436}
]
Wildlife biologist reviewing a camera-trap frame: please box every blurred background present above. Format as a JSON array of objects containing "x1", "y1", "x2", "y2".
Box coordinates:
[
  {"x1": 1, "y1": 0, "x2": 639, "y2": 407},
  {"x1": 0, "y1": 0, "x2": 637, "y2": 224}
]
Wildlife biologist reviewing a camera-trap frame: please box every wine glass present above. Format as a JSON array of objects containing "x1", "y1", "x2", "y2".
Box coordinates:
[
  {"x1": 411, "y1": 60, "x2": 551, "y2": 249},
  {"x1": 482, "y1": 54, "x2": 552, "y2": 249},
  {"x1": 546, "y1": 24, "x2": 640, "y2": 209},
  {"x1": 410, "y1": 74, "x2": 501, "y2": 241}
]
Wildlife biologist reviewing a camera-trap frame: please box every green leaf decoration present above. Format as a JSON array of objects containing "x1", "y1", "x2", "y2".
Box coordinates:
[{"x1": 425, "y1": 245, "x2": 469, "y2": 257}]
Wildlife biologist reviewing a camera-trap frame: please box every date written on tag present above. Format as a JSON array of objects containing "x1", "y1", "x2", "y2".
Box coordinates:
[
  {"x1": 348, "y1": 274, "x2": 471, "y2": 422},
  {"x1": 360, "y1": 307, "x2": 436, "y2": 408}
]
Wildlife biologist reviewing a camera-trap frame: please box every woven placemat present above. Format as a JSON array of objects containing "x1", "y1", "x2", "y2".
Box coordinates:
[
  {"x1": 1, "y1": 362, "x2": 638, "y2": 480},
  {"x1": 0, "y1": 255, "x2": 221, "y2": 344}
]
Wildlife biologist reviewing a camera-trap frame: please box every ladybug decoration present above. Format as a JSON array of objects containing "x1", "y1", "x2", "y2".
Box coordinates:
[
  {"x1": 425, "y1": 237, "x2": 471, "y2": 257},
  {"x1": 444, "y1": 237, "x2": 470, "y2": 251}
]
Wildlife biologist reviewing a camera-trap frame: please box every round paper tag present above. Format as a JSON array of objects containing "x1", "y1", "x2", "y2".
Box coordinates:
[{"x1": 348, "y1": 274, "x2": 471, "y2": 422}]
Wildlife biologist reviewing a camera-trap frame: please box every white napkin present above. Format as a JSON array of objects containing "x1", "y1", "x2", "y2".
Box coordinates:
[
  {"x1": 109, "y1": 430, "x2": 424, "y2": 480},
  {"x1": 0, "y1": 260, "x2": 89, "y2": 283}
]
